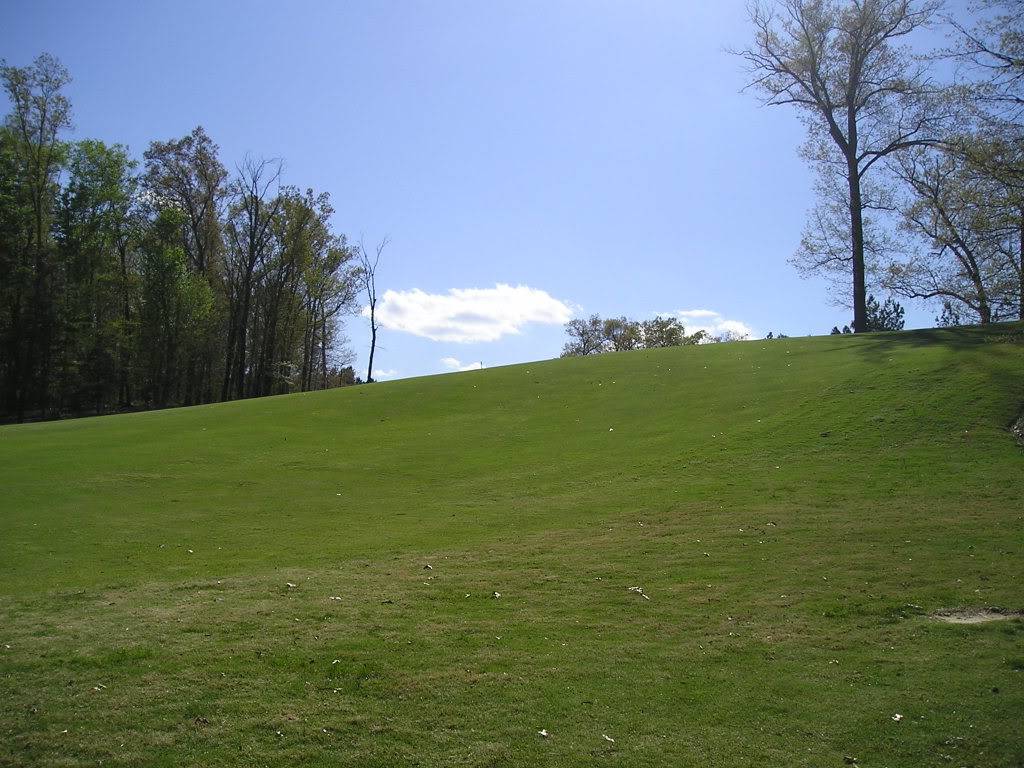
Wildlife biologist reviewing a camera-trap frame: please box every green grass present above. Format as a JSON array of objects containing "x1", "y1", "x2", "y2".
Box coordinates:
[{"x1": 1, "y1": 324, "x2": 1023, "y2": 766}]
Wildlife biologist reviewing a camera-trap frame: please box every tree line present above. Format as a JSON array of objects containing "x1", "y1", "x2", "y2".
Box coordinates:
[
  {"x1": 562, "y1": 315, "x2": 713, "y2": 356},
  {"x1": 736, "y1": 0, "x2": 1024, "y2": 330},
  {"x1": 0, "y1": 55, "x2": 372, "y2": 423}
]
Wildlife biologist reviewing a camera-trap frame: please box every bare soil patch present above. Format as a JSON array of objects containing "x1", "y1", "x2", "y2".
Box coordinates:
[
  {"x1": 1011, "y1": 412, "x2": 1024, "y2": 447},
  {"x1": 930, "y1": 608, "x2": 1024, "y2": 624}
]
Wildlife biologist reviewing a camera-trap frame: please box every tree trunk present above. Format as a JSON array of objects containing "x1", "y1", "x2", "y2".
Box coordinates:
[
  {"x1": 957, "y1": 245, "x2": 992, "y2": 325},
  {"x1": 7, "y1": 293, "x2": 26, "y2": 422},
  {"x1": 221, "y1": 307, "x2": 237, "y2": 401},
  {"x1": 366, "y1": 303, "x2": 377, "y2": 383},
  {"x1": 319, "y1": 308, "x2": 329, "y2": 390},
  {"x1": 117, "y1": 243, "x2": 132, "y2": 408},
  {"x1": 30, "y1": 205, "x2": 48, "y2": 418},
  {"x1": 1019, "y1": 215, "x2": 1024, "y2": 322},
  {"x1": 366, "y1": 324, "x2": 376, "y2": 383},
  {"x1": 847, "y1": 158, "x2": 868, "y2": 333},
  {"x1": 235, "y1": 286, "x2": 251, "y2": 400},
  {"x1": 256, "y1": 269, "x2": 289, "y2": 396},
  {"x1": 978, "y1": 297, "x2": 992, "y2": 324}
]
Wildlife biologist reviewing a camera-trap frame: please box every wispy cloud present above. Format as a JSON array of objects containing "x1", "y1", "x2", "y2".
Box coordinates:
[
  {"x1": 675, "y1": 308, "x2": 719, "y2": 320},
  {"x1": 441, "y1": 356, "x2": 484, "y2": 372},
  {"x1": 669, "y1": 309, "x2": 755, "y2": 340},
  {"x1": 370, "y1": 284, "x2": 572, "y2": 343},
  {"x1": 373, "y1": 368, "x2": 399, "y2": 379}
]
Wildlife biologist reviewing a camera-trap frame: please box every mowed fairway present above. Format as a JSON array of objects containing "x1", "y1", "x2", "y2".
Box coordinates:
[{"x1": 1, "y1": 326, "x2": 1023, "y2": 767}]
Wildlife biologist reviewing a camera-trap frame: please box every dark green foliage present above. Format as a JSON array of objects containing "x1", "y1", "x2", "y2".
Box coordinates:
[
  {"x1": 865, "y1": 294, "x2": 906, "y2": 331},
  {"x1": 937, "y1": 299, "x2": 968, "y2": 327},
  {"x1": 562, "y1": 314, "x2": 704, "y2": 356},
  {"x1": 55, "y1": 140, "x2": 138, "y2": 412},
  {"x1": 602, "y1": 316, "x2": 644, "y2": 351},
  {"x1": 641, "y1": 315, "x2": 705, "y2": 347},
  {"x1": 0, "y1": 54, "x2": 72, "y2": 420},
  {"x1": 561, "y1": 314, "x2": 606, "y2": 356},
  {"x1": 0, "y1": 55, "x2": 360, "y2": 422},
  {"x1": 832, "y1": 297, "x2": 904, "y2": 335}
]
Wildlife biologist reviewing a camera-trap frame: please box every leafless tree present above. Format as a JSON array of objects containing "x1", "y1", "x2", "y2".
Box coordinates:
[
  {"x1": 734, "y1": 0, "x2": 947, "y2": 331},
  {"x1": 142, "y1": 127, "x2": 227, "y2": 276},
  {"x1": 947, "y1": 0, "x2": 1024, "y2": 124},
  {"x1": 886, "y1": 146, "x2": 1018, "y2": 321},
  {"x1": 943, "y1": 2, "x2": 1024, "y2": 318},
  {"x1": 358, "y1": 238, "x2": 387, "y2": 383},
  {"x1": 222, "y1": 156, "x2": 283, "y2": 400}
]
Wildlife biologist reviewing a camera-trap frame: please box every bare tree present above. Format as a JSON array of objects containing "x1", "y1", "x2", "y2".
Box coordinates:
[
  {"x1": 947, "y1": 0, "x2": 1024, "y2": 124},
  {"x1": 793, "y1": 151, "x2": 900, "y2": 298},
  {"x1": 142, "y1": 127, "x2": 227, "y2": 276},
  {"x1": 221, "y1": 156, "x2": 283, "y2": 400},
  {"x1": 885, "y1": 146, "x2": 1017, "y2": 322},
  {"x1": 358, "y1": 238, "x2": 387, "y2": 383},
  {"x1": 944, "y1": 2, "x2": 1024, "y2": 318},
  {"x1": 735, "y1": 0, "x2": 946, "y2": 331},
  {"x1": 971, "y1": 138, "x2": 1024, "y2": 319}
]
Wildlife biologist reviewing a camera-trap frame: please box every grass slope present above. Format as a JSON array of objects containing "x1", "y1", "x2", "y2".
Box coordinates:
[{"x1": 1, "y1": 325, "x2": 1023, "y2": 767}]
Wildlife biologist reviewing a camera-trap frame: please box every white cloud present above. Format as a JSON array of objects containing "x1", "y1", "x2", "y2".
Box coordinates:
[
  {"x1": 441, "y1": 356, "x2": 484, "y2": 372},
  {"x1": 373, "y1": 368, "x2": 399, "y2": 379},
  {"x1": 667, "y1": 309, "x2": 755, "y2": 341},
  {"x1": 675, "y1": 309, "x2": 719, "y2": 320},
  {"x1": 369, "y1": 284, "x2": 573, "y2": 343}
]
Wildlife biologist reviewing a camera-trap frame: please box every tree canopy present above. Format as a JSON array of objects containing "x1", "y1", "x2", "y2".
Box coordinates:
[
  {"x1": 0, "y1": 55, "x2": 361, "y2": 422},
  {"x1": 561, "y1": 314, "x2": 708, "y2": 357}
]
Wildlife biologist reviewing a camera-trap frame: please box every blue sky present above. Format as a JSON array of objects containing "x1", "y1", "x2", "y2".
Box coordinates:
[{"x1": 2, "y1": 0, "x2": 955, "y2": 379}]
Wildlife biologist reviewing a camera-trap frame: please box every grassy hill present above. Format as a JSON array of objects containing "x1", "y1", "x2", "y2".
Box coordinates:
[{"x1": 1, "y1": 324, "x2": 1022, "y2": 767}]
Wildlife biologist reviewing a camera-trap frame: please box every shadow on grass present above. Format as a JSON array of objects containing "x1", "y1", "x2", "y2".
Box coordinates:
[{"x1": 849, "y1": 322, "x2": 1024, "y2": 430}]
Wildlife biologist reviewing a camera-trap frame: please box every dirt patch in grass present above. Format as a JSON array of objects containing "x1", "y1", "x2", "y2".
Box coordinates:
[
  {"x1": 1011, "y1": 410, "x2": 1024, "y2": 447},
  {"x1": 930, "y1": 608, "x2": 1024, "y2": 624}
]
